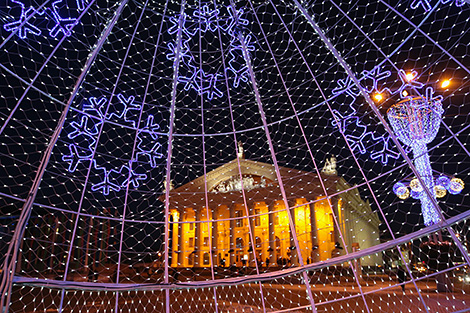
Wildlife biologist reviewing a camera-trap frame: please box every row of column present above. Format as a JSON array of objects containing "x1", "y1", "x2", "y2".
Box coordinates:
[{"x1": 172, "y1": 196, "x2": 342, "y2": 267}]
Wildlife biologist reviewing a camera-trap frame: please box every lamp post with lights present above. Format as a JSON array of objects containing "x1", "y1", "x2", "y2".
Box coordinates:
[{"x1": 387, "y1": 95, "x2": 445, "y2": 226}]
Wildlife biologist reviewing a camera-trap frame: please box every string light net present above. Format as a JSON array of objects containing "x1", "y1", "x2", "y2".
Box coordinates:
[{"x1": 0, "y1": 0, "x2": 469, "y2": 312}]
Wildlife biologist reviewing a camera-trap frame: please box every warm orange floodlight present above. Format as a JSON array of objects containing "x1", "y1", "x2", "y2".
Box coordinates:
[
  {"x1": 373, "y1": 93, "x2": 383, "y2": 101},
  {"x1": 441, "y1": 79, "x2": 450, "y2": 88},
  {"x1": 405, "y1": 72, "x2": 414, "y2": 81}
]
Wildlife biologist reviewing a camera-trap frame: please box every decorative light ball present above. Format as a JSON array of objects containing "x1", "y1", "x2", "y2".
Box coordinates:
[
  {"x1": 393, "y1": 182, "x2": 408, "y2": 197},
  {"x1": 448, "y1": 178, "x2": 464, "y2": 195},
  {"x1": 398, "y1": 188, "x2": 410, "y2": 200},
  {"x1": 434, "y1": 185, "x2": 447, "y2": 198},
  {"x1": 435, "y1": 175, "x2": 451, "y2": 189},
  {"x1": 409, "y1": 178, "x2": 423, "y2": 192},
  {"x1": 410, "y1": 190, "x2": 422, "y2": 199}
]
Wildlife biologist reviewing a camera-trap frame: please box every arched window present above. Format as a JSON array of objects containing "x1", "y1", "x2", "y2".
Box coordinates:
[
  {"x1": 188, "y1": 253, "x2": 194, "y2": 266},
  {"x1": 203, "y1": 253, "x2": 210, "y2": 265}
]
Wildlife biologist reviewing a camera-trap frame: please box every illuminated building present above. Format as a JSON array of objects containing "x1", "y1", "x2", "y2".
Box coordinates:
[{"x1": 165, "y1": 155, "x2": 381, "y2": 268}]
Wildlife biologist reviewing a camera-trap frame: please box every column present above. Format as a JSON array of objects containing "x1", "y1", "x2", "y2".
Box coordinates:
[
  {"x1": 211, "y1": 207, "x2": 218, "y2": 267},
  {"x1": 194, "y1": 208, "x2": 201, "y2": 267},
  {"x1": 331, "y1": 197, "x2": 341, "y2": 249},
  {"x1": 171, "y1": 211, "x2": 179, "y2": 267},
  {"x1": 289, "y1": 201, "x2": 299, "y2": 266},
  {"x1": 309, "y1": 203, "x2": 320, "y2": 263},
  {"x1": 268, "y1": 202, "x2": 276, "y2": 266},
  {"x1": 229, "y1": 205, "x2": 236, "y2": 265},
  {"x1": 177, "y1": 211, "x2": 184, "y2": 267},
  {"x1": 248, "y1": 203, "x2": 256, "y2": 265}
]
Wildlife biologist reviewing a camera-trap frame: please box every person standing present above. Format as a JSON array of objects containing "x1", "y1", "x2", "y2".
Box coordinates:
[{"x1": 397, "y1": 259, "x2": 406, "y2": 291}]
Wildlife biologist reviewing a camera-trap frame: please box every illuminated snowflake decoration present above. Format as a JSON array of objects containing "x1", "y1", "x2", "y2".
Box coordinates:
[
  {"x1": 329, "y1": 65, "x2": 441, "y2": 165},
  {"x1": 62, "y1": 94, "x2": 163, "y2": 195},
  {"x1": 167, "y1": 5, "x2": 254, "y2": 99},
  {"x1": 3, "y1": 0, "x2": 85, "y2": 39},
  {"x1": 410, "y1": 0, "x2": 467, "y2": 11}
]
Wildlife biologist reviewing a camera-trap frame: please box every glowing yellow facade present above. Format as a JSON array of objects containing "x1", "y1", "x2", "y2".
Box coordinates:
[{"x1": 166, "y1": 158, "x2": 381, "y2": 268}]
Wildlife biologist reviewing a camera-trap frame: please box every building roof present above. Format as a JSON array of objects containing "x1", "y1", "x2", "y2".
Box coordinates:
[{"x1": 161, "y1": 158, "x2": 339, "y2": 211}]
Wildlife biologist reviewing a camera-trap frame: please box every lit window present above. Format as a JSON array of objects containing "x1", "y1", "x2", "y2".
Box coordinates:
[
  {"x1": 254, "y1": 209, "x2": 260, "y2": 226},
  {"x1": 203, "y1": 253, "x2": 210, "y2": 265},
  {"x1": 235, "y1": 210, "x2": 243, "y2": 227}
]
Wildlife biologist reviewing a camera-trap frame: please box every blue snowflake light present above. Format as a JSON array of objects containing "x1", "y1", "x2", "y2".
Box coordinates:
[
  {"x1": 330, "y1": 66, "x2": 398, "y2": 164},
  {"x1": 46, "y1": 0, "x2": 78, "y2": 37},
  {"x1": 62, "y1": 94, "x2": 163, "y2": 195},
  {"x1": 410, "y1": 0, "x2": 466, "y2": 11},
  {"x1": 3, "y1": 0, "x2": 85, "y2": 40},
  {"x1": 166, "y1": 4, "x2": 255, "y2": 99},
  {"x1": 329, "y1": 65, "x2": 443, "y2": 166},
  {"x1": 3, "y1": 0, "x2": 41, "y2": 39}
]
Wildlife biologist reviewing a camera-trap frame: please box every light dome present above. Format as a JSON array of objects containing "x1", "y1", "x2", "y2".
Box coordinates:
[{"x1": 0, "y1": 0, "x2": 469, "y2": 312}]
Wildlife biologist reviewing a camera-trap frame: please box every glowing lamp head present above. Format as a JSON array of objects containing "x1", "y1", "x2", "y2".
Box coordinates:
[
  {"x1": 393, "y1": 182, "x2": 409, "y2": 198},
  {"x1": 373, "y1": 93, "x2": 383, "y2": 102},
  {"x1": 448, "y1": 178, "x2": 464, "y2": 195},
  {"x1": 435, "y1": 176, "x2": 451, "y2": 189},
  {"x1": 409, "y1": 178, "x2": 423, "y2": 192},
  {"x1": 398, "y1": 188, "x2": 410, "y2": 200},
  {"x1": 405, "y1": 72, "x2": 415, "y2": 81},
  {"x1": 434, "y1": 185, "x2": 447, "y2": 198},
  {"x1": 441, "y1": 79, "x2": 450, "y2": 89}
]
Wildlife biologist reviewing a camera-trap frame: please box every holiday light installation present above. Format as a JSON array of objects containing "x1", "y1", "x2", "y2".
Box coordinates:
[
  {"x1": 0, "y1": 0, "x2": 469, "y2": 312},
  {"x1": 166, "y1": 5, "x2": 254, "y2": 99},
  {"x1": 3, "y1": 0, "x2": 85, "y2": 39},
  {"x1": 330, "y1": 66, "x2": 404, "y2": 165},
  {"x1": 411, "y1": 0, "x2": 467, "y2": 11},
  {"x1": 394, "y1": 175, "x2": 465, "y2": 200},
  {"x1": 387, "y1": 88, "x2": 444, "y2": 226},
  {"x1": 329, "y1": 66, "x2": 451, "y2": 166},
  {"x1": 62, "y1": 94, "x2": 162, "y2": 194}
]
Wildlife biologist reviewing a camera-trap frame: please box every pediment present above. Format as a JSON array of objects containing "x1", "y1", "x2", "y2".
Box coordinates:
[{"x1": 210, "y1": 174, "x2": 274, "y2": 193}]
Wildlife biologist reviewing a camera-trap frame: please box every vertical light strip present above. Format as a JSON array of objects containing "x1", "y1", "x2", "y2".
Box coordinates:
[
  {"x1": 111, "y1": 0, "x2": 153, "y2": 311},
  {"x1": 163, "y1": 1, "x2": 186, "y2": 312}
]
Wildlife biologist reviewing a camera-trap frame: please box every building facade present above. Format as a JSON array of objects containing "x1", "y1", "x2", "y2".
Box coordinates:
[{"x1": 166, "y1": 157, "x2": 381, "y2": 268}]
